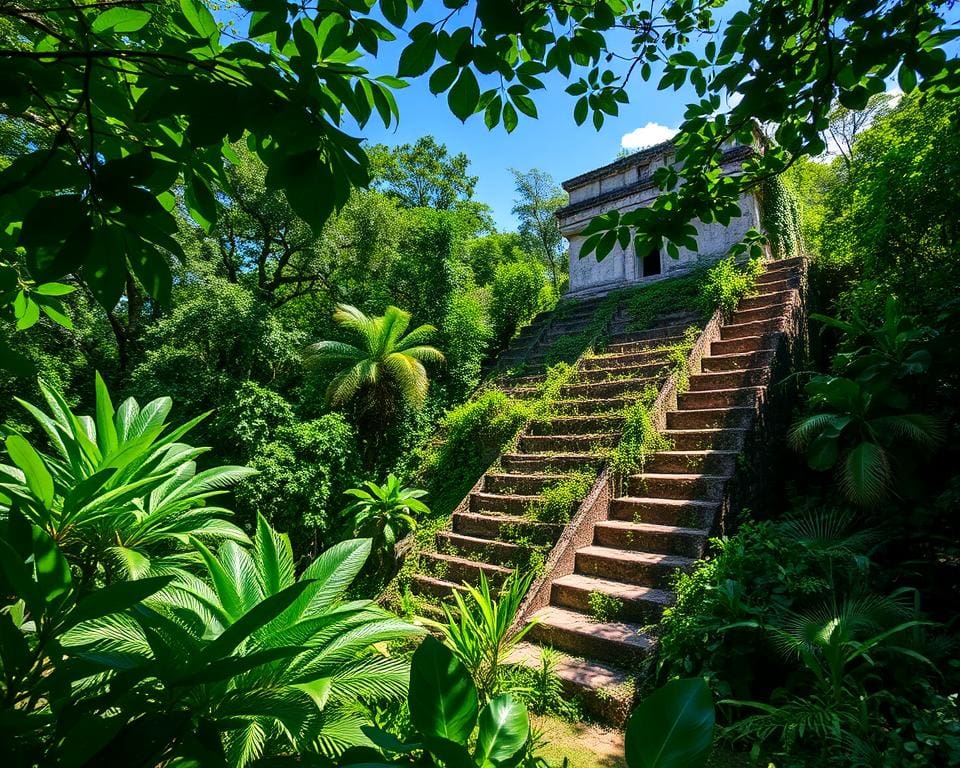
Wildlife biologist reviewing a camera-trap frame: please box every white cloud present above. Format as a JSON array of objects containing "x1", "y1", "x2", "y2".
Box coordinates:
[{"x1": 620, "y1": 122, "x2": 679, "y2": 151}]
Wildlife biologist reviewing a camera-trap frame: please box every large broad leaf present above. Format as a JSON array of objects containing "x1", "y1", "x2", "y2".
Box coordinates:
[
  {"x1": 254, "y1": 513, "x2": 294, "y2": 595},
  {"x1": 5, "y1": 434, "x2": 54, "y2": 508},
  {"x1": 64, "y1": 575, "x2": 173, "y2": 630},
  {"x1": 624, "y1": 678, "x2": 715, "y2": 768},
  {"x1": 409, "y1": 636, "x2": 479, "y2": 749},
  {"x1": 474, "y1": 694, "x2": 529, "y2": 765}
]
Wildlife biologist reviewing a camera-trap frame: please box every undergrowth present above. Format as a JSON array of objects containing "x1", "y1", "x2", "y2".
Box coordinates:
[
  {"x1": 610, "y1": 386, "x2": 672, "y2": 488},
  {"x1": 531, "y1": 470, "x2": 598, "y2": 524},
  {"x1": 699, "y1": 255, "x2": 764, "y2": 319}
]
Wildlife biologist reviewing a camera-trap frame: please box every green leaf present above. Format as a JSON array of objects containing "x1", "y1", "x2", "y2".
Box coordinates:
[
  {"x1": 33, "y1": 282, "x2": 75, "y2": 297},
  {"x1": 474, "y1": 694, "x2": 529, "y2": 765},
  {"x1": 841, "y1": 442, "x2": 890, "y2": 505},
  {"x1": 92, "y1": 7, "x2": 152, "y2": 33},
  {"x1": 32, "y1": 525, "x2": 72, "y2": 607},
  {"x1": 624, "y1": 677, "x2": 715, "y2": 768},
  {"x1": 897, "y1": 65, "x2": 917, "y2": 94},
  {"x1": 397, "y1": 30, "x2": 437, "y2": 77},
  {"x1": 65, "y1": 575, "x2": 172, "y2": 629},
  {"x1": 409, "y1": 636, "x2": 479, "y2": 747},
  {"x1": 5, "y1": 434, "x2": 54, "y2": 508},
  {"x1": 94, "y1": 371, "x2": 118, "y2": 457},
  {"x1": 179, "y1": 0, "x2": 218, "y2": 40},
  {"x1": 448, "y1": 68, "x2": 480, "y2": 122},
  {"x1": 429, "y1": 63, "x2": 459, "y2": 94},
  {"x1": 502, "y1": 101, "x2": 518, "y2": 133}
]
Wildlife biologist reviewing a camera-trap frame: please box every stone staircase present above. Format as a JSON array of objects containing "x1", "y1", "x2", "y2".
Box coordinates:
[
  {"x1": 508, "y1": 257, "x2": 804, "y2": 723},
  {"x1": 410, "y1": 305, "x2": 702, "y2": 606}
]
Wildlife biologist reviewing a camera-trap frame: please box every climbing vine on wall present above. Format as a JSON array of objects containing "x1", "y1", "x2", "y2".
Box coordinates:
[{"x1": 762, "y1": 174, "x2": 804, "y2": 259}]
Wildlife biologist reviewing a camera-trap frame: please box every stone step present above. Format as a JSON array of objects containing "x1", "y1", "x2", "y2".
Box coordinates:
[
  {"x1": 627, "y1": 472, "x2": 727, "y2": 502},
  {"x1": 662, "y1": 428, "x2": 748, "y2": 451},
  {"x1": 719, "y1": 318, "x2": 786, "y2": 340},
  {"x1": 731, "y1": 303, "x2": 788, "y2": 324},
  {"x1": 582, "y1": 347, "x2": 671, "y2": 370},
  {"x1": 561, "y1": 376, "x2": 659, "y2": 400},
  {"x1": 754, "y1": 277, "x2": 797, "y2": 294},
  {"x1": 550, "y1": 573, "x2": 673, "y2": 624},
  {"x1": 470, "y1": 491, "x2": 539, "y2": 515},
  {"x1": 436, "y1": 531, "x2": 521, "y2": 565},
  {"x1": 527, "y1": 605, "x2": 655, "y2": 664},
  {"x1": 738, "y1": 289, "x2": 795, "y2": 311},
  {"x1": 614, "y1": 323, "x2": 697, "y2": 343},
  {"x1": 710, "y1": 335, "x2": 768, "y2": 356},
  {"x1": 604, "y1": 334, "x2": 687, "y2": 356},
  {"x1": 484, "y1": 473, "x2": 568, "y2": 495},
  {"x1": 575, "y1": 546, "x2": 694, "y2": 588},
  {"x1": 528, "y1": 414, "x2": 625, "y2": 436},
  {"x1": 688, "y1": 368, "x2": 768, "y2": 391},
  {"x1": 501, "y1": 452, "x2": 605, "y2": 473},
  {"x1": 575, "y1": 361, "x2": 663, "y2": 382},
  {"x1": 593, "y1": 520, "x2": 708, "y2": 558},
  {"x1": 410, "y1": 574, "x2": 462, "y2": 601},
  {"x1": 500, "y1": 386, "x2": 541, "y2": 400},
  {"x1": 666, "y1": 406, "x2": 754, "y2": 430},
  {"x1": 609, "y1": 497, "x2": 718, "y2": 528},
  {"x1": 421, "y1": 552, "x2": 513, "y2": 587},
  {"x1": 700, "y1": 350, "x2": 775, "y2": 373},
  {"x1": 550, "y1": 398, "x2": 633, "y2": 416},
  {"x1": 510, "y1": 373, "x2": 547, "y2": 387},
  {"x1": 452, "y1": 511, "x2": 562, "y2": 544},
  {"x1": 678, "y1": 386, "x2": 762, "y2": 410},
  {"x1": 643, "y1": 450, "x2": 738, "y2": 476},
  {"x1": 518, "y1": 433, "x2": 617, "y2": 454},
  {"x1": 507, "y1": 642, "x2": 636, "y2": 726},
  {"x1": 756, "y1": 266, "x2": 801, "y2": 285}
]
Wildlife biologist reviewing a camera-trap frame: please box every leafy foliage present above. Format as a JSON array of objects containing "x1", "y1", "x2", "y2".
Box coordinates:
[
  {"x1": 370, "y1": 137, "x2": 478, "y2": 210},
  {"x1": 698, "y1": 256, "x2": 764, "y2": 320},
  {"x1": 343, "y1": 474, "x2": 428, "y2": 571},
  {"x1": 0, "y1": 373, "x2": 253, "y2": 581},
  {"x1": 489, "y1": 260, "x2": 549, "y2": 349},
  {"x1": 625, "y1": 678, "x2": 715, "y2": 768}
]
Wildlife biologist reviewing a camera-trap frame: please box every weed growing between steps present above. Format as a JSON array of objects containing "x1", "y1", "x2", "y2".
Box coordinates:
[
  {"x1": 530, "y1": 469, "x2": 598, "y2": 524},
  {"x1": 588, "y1": 590, "x2": 626, "y2": 623},
  {"x1": 661, "y1": 324, "x2": 701, "y2": 393},
  {"x1": 610, "y1": 386, "x2": 672, "y2": 491},
  {"x1": 501, "y1": 647, "x2": 582, "y2": 719}
]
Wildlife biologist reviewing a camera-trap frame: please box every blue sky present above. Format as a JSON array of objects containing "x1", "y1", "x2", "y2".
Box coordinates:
[{"x1": 357, "y1": 2, "x2": 746, "y2": 230}]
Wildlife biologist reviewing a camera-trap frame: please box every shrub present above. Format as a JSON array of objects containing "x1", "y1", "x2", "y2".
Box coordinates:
[
  {"x1": 532, "y1": 470, "x2": 596, "y2": 524},
  {"x1": 443, "y1": 287, "x2": 493, "y2": 398},
  {"x1": 213, "y1": 380, "x2": 295, "y2": 458},
  {"x1": 234, "y1": 413, "x2": 361, "y2": 558},
  {"x1": 610, "y1": 387, "x2": 671, "y2": 484},
  {"x1": 698, "y1": 256, "x2": 764, "y2": 319},
  {"x1": 489, "y1": 259, "x2": 547, "y2": 348}
]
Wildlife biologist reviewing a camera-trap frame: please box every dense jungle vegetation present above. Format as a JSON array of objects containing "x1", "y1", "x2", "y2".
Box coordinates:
[{"x1": 1, "y1": 0, "x2": 959, "y2": 766}]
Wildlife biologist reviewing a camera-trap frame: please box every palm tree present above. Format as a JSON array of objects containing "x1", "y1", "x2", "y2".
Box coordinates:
[
  {"x1": 342, "y1": 474, "x2": 427, "y2": 572},
  {"x1": 306, "y1": 304, "x2": 444, "y2": 418}
]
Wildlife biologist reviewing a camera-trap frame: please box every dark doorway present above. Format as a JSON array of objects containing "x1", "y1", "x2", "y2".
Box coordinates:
[{"x1": 641, "y1": 249, "x2": 662, "y2": 277}]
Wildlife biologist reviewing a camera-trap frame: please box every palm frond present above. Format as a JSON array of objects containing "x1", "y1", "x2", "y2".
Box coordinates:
[
  {"x1": 787, "y1": 413, "x2": 835, "y2": 449},
  {"x1": 395, "y1": 323, "x2": 439, "y2": 351},
  {"x1": 870, "y1": 413, "x2": 945, "y2": 449},
  {"x1": 400, "y1": 345, "x2": 446, "y2": 365},
  {"x1": 382, "y1": 353, "x2": 428, "y2": 408},
  {"x1": 326, "y1": 366, "x2": 364, "y2": 407},
  {"x1": 304, "y1": 340, "x2": 366, "y2": 365},
  {"x1": 840, "y1": 441, "x2": 891, "y2": 505}
]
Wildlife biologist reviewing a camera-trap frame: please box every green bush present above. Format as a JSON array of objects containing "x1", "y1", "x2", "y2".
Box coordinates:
[
  {"x1": 234, "y1": 413, "x2": 361, "y2": 558},
  {"x1": 698, "y1": 256, "x2": 764, "y2": 319},
  {"x1": 213, "y1": 380, "x2": 295, "y2": 458},
  {"x1": 443, "y1": 287, "x2": 493, "y2": 398},
  {"x1": 610, "y1": 387, "x2": 671, "y2": 483},
  {"x1": 532, "y1": 470, "x2": 596, "y2": 524},
  {"x1": 489, "y1": 259, "x2": 547, "y2": 348},
  {"x1": 408, "y1": 390, "x2": 531, "y2": 518}
]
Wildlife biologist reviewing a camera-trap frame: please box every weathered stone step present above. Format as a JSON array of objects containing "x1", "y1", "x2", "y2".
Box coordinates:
[
  {"x1": 738, "y1": 289, "x2": 795, "y2": 311},
  {"x1": 754, "y1": 277, "x2": 797, "y2": 294},
  {"x1": 421, "y1": 552, "x2": 513, "y2": 587},
  {"x1": 561, "y1": 376, "x2": 659, "y2": 399},
  {"x1": 614, "y1": 323, "x2": 697, "y2": 343},
  {"x1": 500, "y1": 386, "x2": 541, "y2": 400},
  {"x1": 604, "y1": 334, "x2": 687, "y2": 356},
  {"x1": 688, "y1": 368, "x2": 768, "y2": 391},
  {"x1": 527, "y1": 605, "x2": 655, "y2": 664},
  {"x1": 518, "y1": 433, "x2": 617, "y2": 454},
  {"x1": 644, "y1": 450, "x2": 738, "y2": 475},
  {"x1": 582, "y1": 347, "x2": 671, "y2": 370},
  {"x1": 484, "y1": 473, "x2": 568, "y2": 495},
  {"x1": 575, "y1": 546, "x2": 694, "y2": 588},
  {"x1": 410, "y1": 574, "x2": 462, "y2": 601},
  {"x1": 575, "y1": 361, "x2": 663, "y2": 382},
  {"x1": 710, "y1": 335, "x2": 768, "y2": 356},
  {"x1": 452, "y1": 511, "x2": 561, "y2": 543},
  {"x1": 627, "y1": 473, "x2": 727, "y2": 501},
  {"x1": 507, "y1": 642, "x2": 636, "y2": 725},
  {"x1": 510, "y1": 373, "x2": 547, "y2": 386},
  {"x1": 470, "y1": 491, "x2": 540, "y2": 515},
  {"x1": 661, "y1": 428, "x2": 747, "y2": 451},
  {"x1": 756, "y1": 265, "x2": 801, "y2": 284},
  {"x1": 700, "y1": 350, "x2": 775, "y2": 373},
  {"x1": 550, "y1": 574, "x2": 673, "y2": 623},
  {"x1": 436, "y1": 531, "x2": 521, "y2": 564},
  {"x1": 720, "y1": 318, "x2": 785, "y2": 340},
  {"x1": 610, "y1": 496, "x2": 718, "y2": 528},
  {"x1": 501, "y1": 452, "x2": 605, "y2": 473},
  {"x1": 550, "y1": 398, "x2": 633, "y2": 416},
  {"x1": 678, "y1": 386, "x2": 762, "y2": 410},
  {"x1": 666, "y1": 406, "x2": 754, "y2": 430},
  {"x1": 528, "y1": 414, "x2": 624, "y2": 436},
  {"x1": 732, "y1": 303, "x2": 788, "y2": 324},
  {"x1": 593, "y1": 520, "x2": 708, "y2": 558}
]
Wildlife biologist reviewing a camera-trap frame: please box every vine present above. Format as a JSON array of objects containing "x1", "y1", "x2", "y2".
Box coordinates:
[{"x1": 761, "y1": 174, "x2": 804, "y2": 260}]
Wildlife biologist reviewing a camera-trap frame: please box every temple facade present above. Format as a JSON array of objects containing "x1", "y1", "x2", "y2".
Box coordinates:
[{"x1": 557, "y1": 137, "x2": 762, "y2": 298}]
